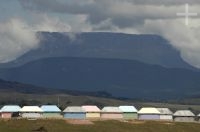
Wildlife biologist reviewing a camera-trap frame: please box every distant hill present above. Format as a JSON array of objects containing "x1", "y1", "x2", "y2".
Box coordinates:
[
  {"x1": 0, "y1": 32, "x2": 195, "y2": 70},
  {"x1": 0, "y1": 79, "x2": 48, "y2": 94},
  {"x1": 0, "y1": 57, "x2": 200, "y2": 99},
  {"x1": 0, "y1": 78, "x2": 112, "y2": 99}
]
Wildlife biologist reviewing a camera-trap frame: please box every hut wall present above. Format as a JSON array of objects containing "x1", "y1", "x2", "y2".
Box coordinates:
[
  {"x1": 86, "y1": 113, "x2": 100, "y2": 118},
  {"x1": 160, "y1": 115, "x2": 173, "y2": 120},
  {"x1": 42, "y1": 113, "x2": 62, "y2": 118},
  {"x1": 64, "y1": 113, "x2": 86, "y2": 119},
  {"x1": 138, "y1": 114, "x2": 160, "y2": 120},
  {"x1": 1, "y1": 113, "x2": 12, "y2": 118},
  {"x1": 101, "y1": 113, "x2": 123, "y2": 119},
  {"x1": 122, "y1": 113, "x2": 138, "y2": 119},
  {"x1": 21, "y1": 113, "x2": 42, "y2": 118},
  {"x1": 174, "y1": 117, "x2": 195, "y2": 122}
]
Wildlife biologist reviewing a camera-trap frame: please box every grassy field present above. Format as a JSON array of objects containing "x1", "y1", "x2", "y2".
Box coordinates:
[{"x1": 0, "y1": 119, "x2": 200, "y2": 132}]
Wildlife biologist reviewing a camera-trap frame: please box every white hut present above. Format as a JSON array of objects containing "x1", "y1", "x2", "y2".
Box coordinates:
[
  {"x1": 20, "y1": 106, "x2": 43, "y2": 118},
  {"x1": 173, "y1": 110, "x2": 195, "y2": 122},
  {"x1": 157, "y1": 108, "x2": 173, "y2": 121}
]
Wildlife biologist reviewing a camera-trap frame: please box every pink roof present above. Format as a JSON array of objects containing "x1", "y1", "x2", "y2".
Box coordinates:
[{"x1": 82, "y1": 105, "x2": 100, "y2": 112}]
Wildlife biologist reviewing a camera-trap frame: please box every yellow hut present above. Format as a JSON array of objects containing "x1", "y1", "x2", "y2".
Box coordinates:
[{"x1": 82, "y1": 105, "x2": 101, "y2": 118}]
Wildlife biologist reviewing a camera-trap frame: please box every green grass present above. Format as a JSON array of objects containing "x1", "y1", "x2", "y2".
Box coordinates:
[{"x1": 0, "y1": 119, "x2": 200, "y2": 132}]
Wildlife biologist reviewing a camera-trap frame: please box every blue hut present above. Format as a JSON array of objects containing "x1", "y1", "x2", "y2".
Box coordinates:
[
  {"x1": 119, "y1": 106, "x2": 138, "y2": 119},
  {"x1": 40, "y1": 105, "x2": 62, "y2": 118}
]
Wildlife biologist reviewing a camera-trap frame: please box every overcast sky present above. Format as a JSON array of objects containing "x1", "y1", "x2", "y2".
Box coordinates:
[{"x1": 1, "y1": 0, "x2": 200, "y2": 68}]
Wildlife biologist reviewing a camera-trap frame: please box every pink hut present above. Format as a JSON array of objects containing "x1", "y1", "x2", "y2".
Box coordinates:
[
  {"x1": 0, "y1": 105, "x2": 21, "y2": 118},
  {"x1": 101, "y1": 107, "x2": 123, "y2": 119}
]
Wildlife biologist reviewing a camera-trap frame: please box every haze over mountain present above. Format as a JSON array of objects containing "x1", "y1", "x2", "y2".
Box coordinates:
[
  {"x1": 0, "y1": 57, "x2": 200, "y2": 100},
  {"x1": 0, "y1": 32, "x2": 195, "y2": 70}
]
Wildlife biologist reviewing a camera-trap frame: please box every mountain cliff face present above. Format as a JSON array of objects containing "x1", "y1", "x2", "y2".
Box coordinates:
[
  {"x1": 0, "y1": 57, "x2": 199, "y2": 99},
  {"x1": 0, "y1": 32, "x2": 195, "y2": 70}
]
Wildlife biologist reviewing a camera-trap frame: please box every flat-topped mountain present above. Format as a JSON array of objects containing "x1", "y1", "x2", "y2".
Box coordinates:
[{"x1": 0, "y1": 32, "x2": 194, "y2": 70}]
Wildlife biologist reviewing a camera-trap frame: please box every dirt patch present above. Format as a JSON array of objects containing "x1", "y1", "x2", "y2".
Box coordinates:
[
  {"x1": 161, "y1": 122, "x2": 175, "y2": 125},
  {"x1": 32, "y1": 126, "x2": 48, "y2": 132},
  {"x1": 132, "y1": 121, "x2": 146, "y2": 124},
  {"x1": 66, "y1": 119, "x2": 94, "y2": 125},
  {"x1": 120, "y1": 120, "x2": 146, "y2": 124},
  {"x1": 123, "y1": 120, "x2": 146, "y2": 124}
]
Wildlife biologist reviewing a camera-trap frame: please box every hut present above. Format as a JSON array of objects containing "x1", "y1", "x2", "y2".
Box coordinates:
[
  {"x1": 138, "y1": 107, "x2": 160, "y2": 120},
  {"x1": 40, "y1": 105, "x2": 62, "y2": 118},
  {"x1": 82, "y1": 105, "x2": 101, "y2": 118},
  {"x1": 173, "y1": 110, "x2": 195, "y2": 122},
  {"x1": 197, "y1": 114, "x2": 200, "y2": 122},
  {"x1": 119, "y1": 106, "x2": 138, "y2": 119},
  {"x1": 0, "y1": 105, "x2": 21, "y2": 118},
  {"x1": 101, "y1": 107, "x2": 123, "y2": 119},
  {"x1": 63, "y1": 106, "x2": 86, "y2": 119},
  {"x1": 157, "y1": 108, "x2": 173, "y2": 121},
  {"x1": 20, "y1": 106, "x2": 43, "y2": 118}
]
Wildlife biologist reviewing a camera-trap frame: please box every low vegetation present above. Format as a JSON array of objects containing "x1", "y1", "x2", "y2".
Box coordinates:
[
  {"x1": 0, "y1": 119, "x2": 200, "y2": 132},
  {"x1": 1, "y1": 92, "x2": 200, "y2": 113}
]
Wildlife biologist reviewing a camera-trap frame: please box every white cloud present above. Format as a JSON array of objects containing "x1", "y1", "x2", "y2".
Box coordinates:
[
  {"x1": 0, "y1": 15, "x2": 86, "y2": 64},
  {"x1": 0, "y1": 19, "x2": 39, "y2": 63},
  {"x1": 30, "y1": 14, "x2": 71, "y2": 32},
  {"x1": 140, "y1": 19, "x2": 200, "y2": 68}
]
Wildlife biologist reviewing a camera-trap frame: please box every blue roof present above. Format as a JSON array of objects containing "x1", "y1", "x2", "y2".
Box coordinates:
[
  {"x1": 1, "y1": 105, "x2": 21, "y2": 112},
  {"x1": 40, "y1": 105, "x2": 61, "y2": 112},
  {"x1": 119, "y1": 106, "x2": 138, "y2": 112}
]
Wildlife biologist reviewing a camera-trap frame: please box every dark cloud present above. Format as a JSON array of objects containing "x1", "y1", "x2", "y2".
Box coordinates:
[
  {"x1": 128, "y1": 0, "x2": 199, "y2": 5},
  {"x1": 18, "y1": 0, "x2": 200, "y2": 28},
  {"x1": 17, "y1": 0, "x2": 200, "y2": 68},
  {"x1": 19, "y1": 0, "x2": 96, "y2": 14}
]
